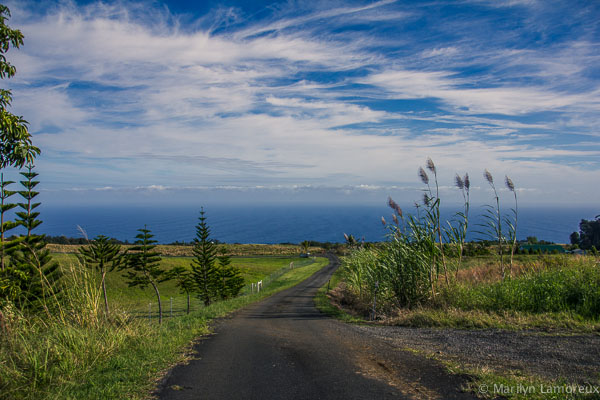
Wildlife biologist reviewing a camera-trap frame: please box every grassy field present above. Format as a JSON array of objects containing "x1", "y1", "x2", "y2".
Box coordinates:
[
  {"x1": 47, "y1": 243, "x2": 326, "y2": 257},
  {"x1": 51, "y1": 253, "x2": 317, "y2": 315},
  {"x1": 0, "y1": 254, "x2": 329, "y2": 400}
]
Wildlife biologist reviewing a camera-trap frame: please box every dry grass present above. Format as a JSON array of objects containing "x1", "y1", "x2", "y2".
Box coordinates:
[
  {"x1": 454, "y1": 255, "x2": 589, "y2": 285},
  {"x1": 455, "y1": 260, "x2": 542, "y2": 284},
  {"x1": 47, "y1": 243, "x2": 325, "y2": 257}
]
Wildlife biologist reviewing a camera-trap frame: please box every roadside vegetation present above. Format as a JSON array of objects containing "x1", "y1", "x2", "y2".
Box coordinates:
[
  {"x1": 1, "y1": 255, "x2": 328, "y2": 399},
  {"x1": 324, "y1": 158, "x2": 600, "y2": 397},
  {"x1": 330, "y1": 159, "x2": 600, "y2": 330}
]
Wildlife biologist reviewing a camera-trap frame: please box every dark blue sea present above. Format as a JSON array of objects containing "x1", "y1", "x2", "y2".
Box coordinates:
[{"x1": 26, "y1": 204, "x2": 598, "y2": 245}]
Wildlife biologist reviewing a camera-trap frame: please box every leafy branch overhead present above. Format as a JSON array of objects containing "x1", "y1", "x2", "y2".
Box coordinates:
[{"x1": 0, "y1": 5, "x2": 39, "y2": 169}]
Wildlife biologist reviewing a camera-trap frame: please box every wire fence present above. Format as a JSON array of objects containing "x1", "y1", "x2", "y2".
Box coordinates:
[{"x1": 126, "y1": 257, "x2": 318, "y2": 320}]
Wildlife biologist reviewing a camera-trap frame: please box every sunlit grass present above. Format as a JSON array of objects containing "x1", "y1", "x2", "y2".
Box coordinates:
[{"x1": 0, "y1": 256, "x2": 329, "y2": 400}]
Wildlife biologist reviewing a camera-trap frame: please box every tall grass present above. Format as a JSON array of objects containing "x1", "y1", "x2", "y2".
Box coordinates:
[
  {"x1": 0, "y1": 260, "x2": 139, "y2": 399},
  {"x1": 337, "y1": 159, "x2": 600, "y2": 326},
  {"x1": 419, "y1": 158, "x2": 450, "y2": 287},
  {"x1": 0, "y1": 256, "x2": 329, "y2": 399},
  {"x1": 444, "y1": 256, "x2": 600, "y2": 319},
  {"x1": 343, "y1": 203, "x2": 439, "y2": 310},
  {"x1": 480, "y1": 169, "x2": 506, "y2": 279},
  {"x1": 447, "y1": 173, "x2": 470, "y2": 277},
  {"x1": 504, "y1": 175, "x2": 518, "y2": 276}
]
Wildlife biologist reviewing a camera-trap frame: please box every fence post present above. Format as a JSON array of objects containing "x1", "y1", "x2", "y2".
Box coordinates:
[{"x1": 371, "y1": 281, "x2": 379, "y2": 321}]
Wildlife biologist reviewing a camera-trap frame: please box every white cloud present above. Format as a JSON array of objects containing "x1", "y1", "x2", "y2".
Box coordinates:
[
  {"x1": 3, "y1": 0, "x2": 599, "y2": 206},
  {"x1": 361, "y1": 69, "x2": 600, "y2": 115}
]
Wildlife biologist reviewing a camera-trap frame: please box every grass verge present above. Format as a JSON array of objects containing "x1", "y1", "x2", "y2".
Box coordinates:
[
  {"x1": 0, "y1": 257, "x2": 329, "y2": 400},
  {"x1": 384, "y1": 308, "x2": 600, "y2": 332},
  {"x1": 314, "y1": 266, "x2": 365, "y2": 323}
]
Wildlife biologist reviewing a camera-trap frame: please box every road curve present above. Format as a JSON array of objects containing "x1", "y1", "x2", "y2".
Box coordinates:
[{"x1": 157, "y1": 255, "x2": 476, "y2": 400}]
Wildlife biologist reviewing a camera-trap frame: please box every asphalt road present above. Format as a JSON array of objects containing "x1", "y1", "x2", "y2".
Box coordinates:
[{"x1": 157, "y1": 255, "x2": 476, "y2": 400}]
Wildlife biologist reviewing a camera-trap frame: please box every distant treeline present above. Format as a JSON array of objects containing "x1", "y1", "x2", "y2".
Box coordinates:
[
  {"x1": 41, "y1": 236, "x2": 558, "y2": 252},
  {"x1": 42, "y1": 235, "x2": 129, "y2": 245},
  {"x1": 41, "y1": 236, "x2": 349, "y2": 248}
]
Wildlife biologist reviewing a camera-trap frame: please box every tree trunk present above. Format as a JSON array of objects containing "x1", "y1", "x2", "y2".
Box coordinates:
[
  {"x1": 101, "y1": 270, "x2": 109, "y2": 316},
  {"x1": 203, "y1": 267, "x2": 210, "y2": 306},
  {"x1": 151, "y1": 281, "x2": 162, "y2": 324}
]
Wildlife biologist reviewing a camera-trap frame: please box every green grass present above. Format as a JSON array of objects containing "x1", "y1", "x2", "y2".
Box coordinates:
[
  {"x1": 385, "y1": 308, "x2": 600, "y2": 332},
  {"x1": 314, "y1": 266, "x2": 365, "y2": 323},
  {"x1": 0, "y1": 256, "x2": 329, "y2": 400},
  {"x1": 331, "y1": 254, "x2": 600, "y2": 331},
  {"x1": 445, "y1": 260, "x2": 600, "y2": 318},
  {"x1": 51, "y1": 253, "x2": 316, "y2": 314}
]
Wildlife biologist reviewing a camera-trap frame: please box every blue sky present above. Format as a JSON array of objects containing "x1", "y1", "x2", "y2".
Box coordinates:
[{"x1": 3, "y1": 0, "x2": 599, "y2": 207}]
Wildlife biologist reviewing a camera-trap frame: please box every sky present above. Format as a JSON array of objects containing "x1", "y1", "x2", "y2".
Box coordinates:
[{"x1": 3, "y1": 0, "x2": 599, "y2": 207}]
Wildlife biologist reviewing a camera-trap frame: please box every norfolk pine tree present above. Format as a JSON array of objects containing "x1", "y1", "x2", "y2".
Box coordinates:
[
  {"x1": 191, "y1": 208, "x2": 218, "y2": 306},
  {"x1": 0, "y1": 172, "x2": 18, "y2": 271},
  {"x1": 78, "y1": 235, "x2": 124, "y2": 315},
  {"x1": 9, "y1": 165, "x2": 61, "y2": 309},
  {"x1": 123, "y1": 226, "x2": 168, "y2": 323},
  {"x1": 216, "y1": 252, "x2": 244, "y2": 300}
]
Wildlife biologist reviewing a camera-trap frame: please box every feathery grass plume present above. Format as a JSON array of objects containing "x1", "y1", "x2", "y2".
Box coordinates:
[
  {"x1": 481, "y1": 169, "x2": 506, "y2": 279},
  {"x1": 381, "y1": 216, "x2": 386, "y2": 226},
  {"x1": 426, "y1": 157, "x2": 436, "y2": 174},
  {"x1": 387, "y1": 196, "x2": 403, "y2": 217},
  {"x1": 418, "y1": 167, "x2": 429, "y2": 185},
  {"x1": 343, "y1": 233, "x2": 349, "y2": 242},
  {"x1": 505, "y1": 175, "x2": 518, "y2": 276},
  {"x1": 392, "y1": 214, "x2": 399, "y2": 225},
  {"x1": 387, "y1": 196, "x2": 395, "y2": 209},
  {"x1": 455, "y1": 174, "x2": 464, "y2": 189},
  {"x1": 77, "y1": 225, "x2": 89, "y2": 241},
  {"x1": 449, "y1": 171, "x2": 471, "y2": 276},
  {"x1": 419, "y1": 158, "x2": 449, "y2": 289},
  {"x1": 484, "y1": 169, "x2": 493, "y2": 185},
  {"x1": 505, "y1": 176, "x2": 515, "y2": 192}
]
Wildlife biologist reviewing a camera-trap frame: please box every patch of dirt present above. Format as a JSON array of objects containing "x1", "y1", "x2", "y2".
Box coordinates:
[
  {"x1": 352, "y1": 325, "x2": 600, "y2": 384},
  {"x1": 328, "y1": 287, "x2": 600, "y2": 385}
]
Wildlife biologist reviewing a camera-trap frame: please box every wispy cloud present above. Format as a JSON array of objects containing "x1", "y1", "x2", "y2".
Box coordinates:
[{"x1": 3, "y1": 0, "x2": 599, "y2": 205}]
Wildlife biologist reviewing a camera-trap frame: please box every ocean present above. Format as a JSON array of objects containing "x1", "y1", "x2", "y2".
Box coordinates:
[{"x1": 28, "y1": 203, "x2": 598, "y2": 245}]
